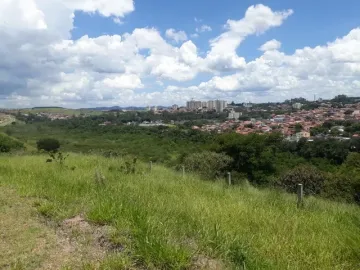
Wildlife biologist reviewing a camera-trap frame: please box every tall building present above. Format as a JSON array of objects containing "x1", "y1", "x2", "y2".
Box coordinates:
[
  {"x1": 215, "y1": 100, "x2": 227, "y2": 112},
  {"x1": 186, "y1": 100, "x2": 202, "y2": 110},
  {"x1": 186, "y1": 99, "x2": 227, "y2": 112},
  {"x1": 207, "y1": 100, "x2": 216, "y2": 110}
]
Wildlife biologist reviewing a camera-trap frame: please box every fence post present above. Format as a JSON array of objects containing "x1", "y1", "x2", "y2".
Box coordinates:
[
  {"x1": 149, "y1": 161, "x2": 152, "y2": 172},
  {"x1": 182, "y1": 165, "x2": 185, "y2": 178},
  {"x1": 297, "y1": 183, "x2": 304, "y2": 208},
  {"x1": 227, "y1": 172, "x2": 232, "y2": 186}
]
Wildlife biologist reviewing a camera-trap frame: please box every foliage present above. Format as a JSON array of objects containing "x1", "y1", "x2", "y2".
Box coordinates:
[
  {"x1": 278, "y1": 165, "x2": 327, "y2": 196},
  {"x1": 120, "y1": 157, "x2": 138, "y2": 174},
  {"x1": 37, "y1": 138, "x2": 60, "y2": 152},
  {"x1": 0, "y1": 133, "x2": 24, "y2": 152},
  {"x1": 213, "y1": 133, "x2": 281, "y2": 184},
  {"x1": 48, "y1": 151, "x2": 69, "y2": 166},
  {"x1": 3, "y1": 115, "x2": 360, "y2": 204},
  {"x1": 324, "y1": 153, "x2": 360, "y2": 203},
  {"x1": 181, "y1": 151, "x2": 232, "y2": 180}
]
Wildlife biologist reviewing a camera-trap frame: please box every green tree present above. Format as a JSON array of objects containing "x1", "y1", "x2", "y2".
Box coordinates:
[
  {"x1": 37, "y1": 138, "x2": 60, "y2": 152},
  {"x1": 295, "y1": 123, "x2": 303, "y2": 133},
  {"x1": 182, "y1": 151, "x2": 233, "y2": 180},
  {"x1": 278, "y1": 165, "x2": 327, "y2": 195}
]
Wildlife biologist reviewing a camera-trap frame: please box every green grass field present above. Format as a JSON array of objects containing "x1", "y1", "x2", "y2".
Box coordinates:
[{"x1": 1, "y1": 154, "x2": 360, "y2": 269}]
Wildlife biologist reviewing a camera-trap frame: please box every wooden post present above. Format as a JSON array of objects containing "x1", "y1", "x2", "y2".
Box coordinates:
[
  {"x1": 297, "y1": 183, "x2": 304, "y2": 208},
  {"x1": 182, "y1": 165, "x2": 185, "y2": 178},
  {"x1": 227, "y1": 172, "x2": 232, "y2": 186},
  {"x1": 149, "y1": 161, "x2": 152, "y2": 172}
]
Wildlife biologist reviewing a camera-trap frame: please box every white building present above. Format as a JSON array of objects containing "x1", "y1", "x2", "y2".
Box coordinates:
[
  {"x1": 215, "y1": 100, "x2": 227, "y2": 112},
  {"x1": 293, "y1": 103, "x2": 303, "y2": 109},
  {"x1": 186, "y1": 99, "x2": 227, "y2": 112},
  {"x1": 207, "y1": 100, "x2": 216, "y2": 110},
  {"x1": 228, "y1": 110, "x2": 242, "y2": 120}
]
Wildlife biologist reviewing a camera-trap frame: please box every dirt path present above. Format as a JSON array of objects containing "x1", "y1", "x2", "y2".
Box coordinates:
[{"x1": 0, "y1": 187, "x2": 108, "y2": 270}]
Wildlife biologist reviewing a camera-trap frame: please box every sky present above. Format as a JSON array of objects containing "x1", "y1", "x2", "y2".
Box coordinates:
[{"x1": 0, "y1": 0, "x2": 360, "y2": 108}]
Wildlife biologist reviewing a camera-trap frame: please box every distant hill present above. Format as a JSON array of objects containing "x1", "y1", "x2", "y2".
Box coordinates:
[
  {"x1": 32, "y1": 107, "x2": 64, "y2": 109},
  {"x1": 85, "y1": 106, "x2": 170, "y2": 111}
]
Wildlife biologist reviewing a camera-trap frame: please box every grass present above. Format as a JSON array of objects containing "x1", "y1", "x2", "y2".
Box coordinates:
[{"x1": 1, "y1": 154, "x2": 360, "y2": 269}]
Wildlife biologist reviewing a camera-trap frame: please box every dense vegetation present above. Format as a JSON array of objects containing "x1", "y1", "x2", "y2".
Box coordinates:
[
  {"x1": 0, "y1": 133, "x2": 24, "y2": 152},
  {"x1": 1, "y1": 114, "x2": 360, "y2": 204},
  {"x1": 36, "y1": 138, "x2": 61, "y2": 152},
  {"x1": 1, "y1": 155, "x2": 360, "y2": 269}
]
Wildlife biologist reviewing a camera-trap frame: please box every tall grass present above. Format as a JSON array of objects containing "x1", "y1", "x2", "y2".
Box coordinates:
[{"x1": 1, "y1": 154, "x2": 360, "y2": 269}]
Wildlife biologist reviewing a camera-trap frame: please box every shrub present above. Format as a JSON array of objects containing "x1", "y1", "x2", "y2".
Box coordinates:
[
  {"x1": 181, "y1": 151, "x2": 233, "y2": 180},
  {"x1": 0, "y1": 134, "x2": 24, "y2": 153},
  {"x1": 36, "y1": 138, "x2": 60, "y2": 152},
  {"x1": 277, "y1": 165, "x2": 327, "y2": 195},
  {"x1": 324, "y1": 153, "x2": 360, "y2": 204}
]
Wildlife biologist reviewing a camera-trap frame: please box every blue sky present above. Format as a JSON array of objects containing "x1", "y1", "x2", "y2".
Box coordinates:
[
  {"x1": 0, "y1": 0, "x2": 360, "y2": 108},
  {"x1": 72, "y1": 0, "x2": 360, "y2": 57}
]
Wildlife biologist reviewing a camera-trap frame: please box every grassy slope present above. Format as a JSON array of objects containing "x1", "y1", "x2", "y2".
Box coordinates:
[
  {"x1": 1, "y1": 155, "x2": 360, "y2": 269},
  {"x1": 0, "y1": 132, "x2": 36, "y2": 152},
  {"x1": 0, "y1": 114, "x2": 15, "y2": 126}
]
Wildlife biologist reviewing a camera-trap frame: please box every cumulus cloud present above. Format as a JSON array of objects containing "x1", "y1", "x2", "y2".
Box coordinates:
[
  {"x1": 259, "y1": 39, "x2": 281, "y2": 51},
  {"x1": 202, "y1": 4, "x2": 293, "y2": 72},
  {"x1": 103, "y1": 74, "x2": 143, "y2": 89},
  {"x1": 1, "y1": 2, "x2": 360, "y2": 108},
  {"x1": 165, "y1": 28, "x2": 188, "y2": 43},
  {"x1": 167, "y1": 28, "x2": 360, "y2": 103}
]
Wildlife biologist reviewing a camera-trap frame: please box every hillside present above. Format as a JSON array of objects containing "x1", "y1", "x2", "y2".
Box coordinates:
[
  {"x1": 0, "y1": 113, "x2": 15, "y2": 126},
  {"x1": 1, "y1": 154, "x2": 360, "y2": 269}
]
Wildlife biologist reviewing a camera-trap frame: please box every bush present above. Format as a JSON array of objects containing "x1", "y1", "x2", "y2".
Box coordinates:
[
  {"x1": 0, "y1": 134, "x2": 24, "y2": 153},
  {"x1": 36, "y1": 138, "x2": 60, "y2": 152},
  {"x1": 324, "y1": 153, "x2": 360, "y2": 204},
  {"x1": 277, "y1": 165, "x2": 327, "y2": 195},
  {"x1": 181, "y1": 151, "x2": 233, "y2": 180}
]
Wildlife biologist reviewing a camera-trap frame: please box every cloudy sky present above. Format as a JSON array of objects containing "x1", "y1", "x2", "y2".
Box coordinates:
[{"x1": 0, "y1": 0, "x2": 359, "y2": 108}]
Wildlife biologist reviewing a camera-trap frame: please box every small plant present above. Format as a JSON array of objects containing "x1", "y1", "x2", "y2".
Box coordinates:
[
  {"x1": 120, "y1": 157, "x2": 138, "y2": 174},
  {"x1": 94, "y1": 169, "x2": 106, "y2": 186},
  {"x1": 47, "y1": 151, "x2": 69, "y2": 166}
]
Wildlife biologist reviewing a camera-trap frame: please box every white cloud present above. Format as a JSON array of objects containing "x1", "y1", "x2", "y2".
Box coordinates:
[
  {"x1": 113, "y1": 17, "x2": 123, "y2": 25},
  {"x1": 196, "y1": 25, "x2": 212, "y2": 33},
  {"x1": 1, "y1": 2, "x2": 360, "y2": 108},
  {"x1": 169, "y1": 27, "x2": 360, "y2": 104},
  {"x1": 203, "y1": 4, "x2": 293, "y2": 72},
  {"x1": 0, "y1": 0, "x2": 47, "y2": 30},
  {"x1": 165, "y1": 28, "x2": 188, "y2": 43},
  {"x1": 103, "y1": 74, "x2": 143, "y2": 89},
  {"x1": 190, "y1": 33, "x2": 199, "y2": 39},
  {"x1": 259, "y1": 39, "x2": 281, "y2": 51}
]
